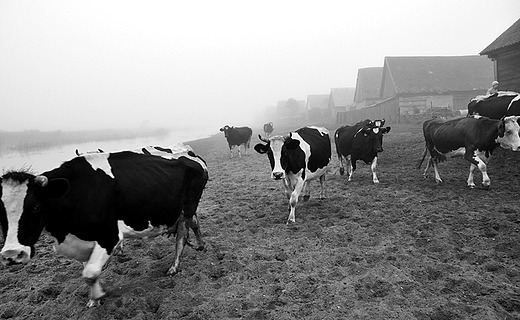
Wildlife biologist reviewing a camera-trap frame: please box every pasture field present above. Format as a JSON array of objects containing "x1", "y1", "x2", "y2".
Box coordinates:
[{"x1": 2, "y1": 121, "x2": 520, "y2": 319}]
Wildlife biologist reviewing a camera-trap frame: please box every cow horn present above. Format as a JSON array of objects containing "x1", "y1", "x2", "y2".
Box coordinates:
[
  {"x1": 34, "y1": 175, "x2": 48, "y2": 186},
  {"x1": 258, "y1": 134, "x2": 269, "y2": 143}
]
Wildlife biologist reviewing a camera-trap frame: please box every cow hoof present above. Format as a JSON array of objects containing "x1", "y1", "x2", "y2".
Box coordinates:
[
  {"x1": 482, "y1": 185, "x2": 490, "y2": 190},
  {"x1": 339, "y1": 168, "x2": 345, "y2": 176},
  {"x1": 303, "y1": 195, "x2": 310, "y2": 202},
  {"x1": 166, "y1": 267, "x2": 179, "y2": 276},
  {"x1": 86, "y1": 299, "x2": 102, "y2": 308}
]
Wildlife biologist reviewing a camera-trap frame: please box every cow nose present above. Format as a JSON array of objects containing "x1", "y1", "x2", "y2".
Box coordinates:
[
  {"x1": 272, "y1": 172, "x2": 284, "y2": 180},
  {"x1": 0, "y1": 250, "x2": 29, "y2": 265}
]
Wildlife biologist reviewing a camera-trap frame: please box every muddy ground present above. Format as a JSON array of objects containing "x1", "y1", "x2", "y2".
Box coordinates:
[{"x1": 1, "y1": 121, "x2": 520, "y2": 319}]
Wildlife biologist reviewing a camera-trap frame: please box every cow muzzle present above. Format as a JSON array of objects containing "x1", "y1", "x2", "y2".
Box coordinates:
[
  {"x1": 0, "y1": 249, "x2": 30, "y2": 265},
  {"x1": 272, "y1": 171, "x2": 285, "y2": 180}
]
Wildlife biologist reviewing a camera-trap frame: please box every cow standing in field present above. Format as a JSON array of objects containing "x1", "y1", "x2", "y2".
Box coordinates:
[
  {"x1": 263, "y1": 122, "x2": 274, "y2": 137},
  {"x1": 254, "y1": 126, "x2": 331, "y2": 224},
  {"x1": 335, "y1": 119, "x2": 391, "y2": 183},
  {"x1": 0, "y1": 150, "x2": 207, "y2": 307},
  {"x1": 417, "y1": 115, "x2": 520, "y2": 188},
  {"x1": 219, "y1": 125, "x2": 253, "y2": 158},
  {"x1": 467, "y1": 91, "x2": 520, "y2": 119}
]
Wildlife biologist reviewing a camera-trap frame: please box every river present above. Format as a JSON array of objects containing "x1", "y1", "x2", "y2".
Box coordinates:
[{"x1": 0, "y1": 127, "x2": 216, "y2": 174}]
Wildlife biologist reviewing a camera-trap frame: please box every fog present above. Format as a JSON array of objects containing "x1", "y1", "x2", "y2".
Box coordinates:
[{"x1": 1, "y1": 0, "x2": 519, "y2": 132}]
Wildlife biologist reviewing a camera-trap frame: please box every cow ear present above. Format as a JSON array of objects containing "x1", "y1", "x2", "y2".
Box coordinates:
[
  {"x1": 286, "y1": 139, "x2": 300, "y2": 150},
  {"x1": 42, "y1": 178, "x2": 70, "y2": 199},
  {"x1": 498, "y1": 120, "x2": 506, "y2": 138},
  {"x1": 383, "y1": 126, "x2": 391, "y2": 134},
  {"x1": 254, "y1": 143, "x2": 269, "y2": 154}
]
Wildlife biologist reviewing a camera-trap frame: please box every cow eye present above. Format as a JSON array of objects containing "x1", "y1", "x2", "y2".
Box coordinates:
[{"x1": 506, "y1": 130, "x2": 512, "y2": 135}]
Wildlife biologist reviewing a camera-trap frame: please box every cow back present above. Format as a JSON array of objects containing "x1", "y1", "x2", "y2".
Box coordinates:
[
  {"x1": 294, "y1": 126, "x2": 331, "y2": 173},
  {"x1": 468, "y1": 93, "x2": 520, "y2": 119}
]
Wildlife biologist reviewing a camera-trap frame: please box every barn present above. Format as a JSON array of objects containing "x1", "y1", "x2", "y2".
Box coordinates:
[
  {"x1": 339, "y1": 55, "x2": 494, "y2": 124},
  {"x1": 480, "y1": 18, "x2": 520, "y2": 93}
]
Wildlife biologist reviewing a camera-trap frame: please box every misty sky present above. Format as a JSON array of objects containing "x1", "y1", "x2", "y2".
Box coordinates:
[{"x1": 1, "y1": 0, "x2": 519, "y2": 132}]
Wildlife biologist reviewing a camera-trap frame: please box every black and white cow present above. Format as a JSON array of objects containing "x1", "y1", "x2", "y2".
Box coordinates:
[
  {"x1": 417, "y1": 115, "x2": 520, "y2": 188},
  {"x1": 263, "y1": 122, "x2": 274, "y2": 137},
  {"x1": 467, "y1": 91, "x2": 520, "y2": 119},
  {"x1": 254, "y1": 126, "x2": 331, "y2": 224},
  {"x1": 335, "y1": 119, "x2": 391, "y2": 183},
  {"x1": 0, "y1": 150, "x2": 207, "y2": 307},
  {"x1": 219, "y1": 125, "x2": 253, "y2": 158}
]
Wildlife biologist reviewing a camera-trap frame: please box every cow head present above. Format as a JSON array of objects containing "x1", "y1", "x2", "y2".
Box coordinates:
[
  {"x1": 219, "y1": 125, "x2": 232, "y2": 138},
  {"x1": 254, "y1": 134, "x2": 297, "y2": 180},
  {"x1": 358, "y1": 125, "x2": 391, "y2": 153},
  {"x1": 497, "y1": 116, "x2": 520, "y2": 151},
  {"x1": 0, "y1": 172, "x2": 69, "y2": 265}
]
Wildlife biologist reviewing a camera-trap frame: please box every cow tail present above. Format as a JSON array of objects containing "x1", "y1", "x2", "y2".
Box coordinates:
[{"x1": 417, "y1": 147, "x2": 428, "y2": 169}]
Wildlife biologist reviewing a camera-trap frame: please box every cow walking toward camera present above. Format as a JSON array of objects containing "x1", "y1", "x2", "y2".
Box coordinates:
[
  {"x1": 254, "y1": 126, "x2": 331, "y2": 224},
  {"x1": 335, "y1": 119, "x2": 391, "y2": 183},
  {"x1": 417, "y1": 115, "x2": 520, "y2": 188},
  {"x1": 0, "y1": 150, "x2": 207, "y2": 307},
  {"x1": 263, "y1": 122, "x2": 274, "y2": 137},
  {"x1": 219, "y1": 125, "x2": 253, "y2": 158}
]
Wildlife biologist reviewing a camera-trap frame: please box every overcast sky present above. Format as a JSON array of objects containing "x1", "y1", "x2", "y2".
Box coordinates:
[{"x1": 1, "y1": 0, "x2": 519, "y2": 132}]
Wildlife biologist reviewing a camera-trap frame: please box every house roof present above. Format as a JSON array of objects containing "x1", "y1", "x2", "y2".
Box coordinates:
[
  {"x1": 354, "y1": 67, "x2": 383, "y2": 102},
  {"x1": 383, "y1": 55, "x2": 494, "y2": 94},
  {"x1": 306, "y1": 94, "x2": 329, "y2": 109},
  {"x1": 329, "y1": 88, "x2": 355, "y2": 107},
  {"x1": 481, "y1": 18, "x2": 520, "y2": 55}
]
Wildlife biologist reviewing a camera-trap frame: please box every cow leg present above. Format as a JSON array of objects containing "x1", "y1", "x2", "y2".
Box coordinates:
[
  {"x1": 469, "y1": 151, "x2": 490, "y2": 188},
  {"x1": 348, "y1": 158, "x2": 356, "y2": 182},
  {"x1": 338, "y1": 155, "x2": 345, "y2": 176},
  {"x1": 423, "y1": 156, "x2": 432, "y2": 178},
  {"x1": 467, "y1": 163, "x2": 477, "y2": 188},
  {"x1": 287, "y1": 179, "x2": 305, "y2": 224},
  {"x1": 168, "y1": 215, "x2": 189, "y2": 276},
  {"x1": 82, "y1": 243, "x2": 111, "y2": 307},
  {"x1": 302, "y1": 181, "x2": 310, "y2": 201},
  {"x1": 318, "y1": 174, "x2": 326, "y2": 199},
  {"x1": 186, "y1": 215, "x2": 205, "y2": 251},
  {"x1": 371, "y1": 156, "x2": 379, "y2": 184},
  {"x1": 237, "y1": 145, "x2": 242, "y2": 158},
  {"x1": 432, "y1": 160, "x2": 443, "y2": 183}
]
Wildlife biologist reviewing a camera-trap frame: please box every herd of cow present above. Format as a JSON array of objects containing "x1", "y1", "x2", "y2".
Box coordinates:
[{"x1": 1, "y1": 91, "x2": 520, "y2": 307}]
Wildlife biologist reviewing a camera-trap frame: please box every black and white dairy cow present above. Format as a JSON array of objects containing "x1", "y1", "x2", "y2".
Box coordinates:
[
  {"x1": 335, "y1": 119, "x2": 391, "y2": 183},
  {"x1": 468, "y1": 91, "x2": 520, "y2": 119},
  {"x1": 417, "y1": 115, "x2": 520, "y2": 188},
  {"x1": 254, "y1": 126, "x2": 331, "y2": 224},
  {"x1": 219, "y1": 125, "x2": 253, "y2": 158},
  {"x1": 263, "y1": 122, "x2": 274, "y2": 137},
  {"x1": 0, "y1": 150, "x2": 207, "y2": 307}
]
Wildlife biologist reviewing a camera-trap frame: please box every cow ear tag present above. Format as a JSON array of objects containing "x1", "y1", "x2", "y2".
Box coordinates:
[{"x1": 44, "y1": 178, "x2": 70, "y2": 199}]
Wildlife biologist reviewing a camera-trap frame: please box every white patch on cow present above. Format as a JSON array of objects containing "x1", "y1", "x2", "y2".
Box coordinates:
[
  {"x1": 83, "y1": 153, "x2": 114, "y2": 178},
  {"x1": 0, "y1": 179, "x2": 32, "y2": 262},
  {"x1": 268, "y1": 136, "x2": 287, "y2": 179},
  {"x1": 53, "y1": 234, "x2": 95, "y2": 262},
  {"x1": 117, "y1": 220, "x2": 168, "y2": 238},
  {"x1": 372, "y1": 127, "x2": 380, "y2": 134},
  {"x1": 507, "y1": 94, "x2": 520, "y2": 111},
  {"x1": 306, "y1": 126, "x2": 329, "y2": 136},
  {"x1": 497, "y1": 116, "x2": 520, "y2": 151}
]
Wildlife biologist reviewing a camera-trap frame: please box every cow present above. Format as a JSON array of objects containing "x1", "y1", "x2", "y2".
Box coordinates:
[
  {"x1": 467, "y1": 91, "x2": 520, "y2": 119},
  {"x1": 0, "y1": 150, "x2": 207, "y2": 307},
  {"x1": 74, "y1": 143, "x2": 209, "y2": 254},
  {"x1": 254, "y1": 126, "x2": 331, "y2": 224},
  {"x1": 219, "y1": 125, "x2": 253, "y2": 158},
  {"x1": 263, "y1": 122, "x2": 274, "y2": 137},
  {"x1": 417, "y1": 115, "x2": 520, "y2": 188},
  {"x1": 334, "y1": 119, "x2": 391, "y2": 184}
]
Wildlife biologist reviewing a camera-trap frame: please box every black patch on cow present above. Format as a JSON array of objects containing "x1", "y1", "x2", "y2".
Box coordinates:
[
  {"x1": 468, "y1": 94, "x2": 520, "y2": 119},
  {"x1": 154, "y1": 146, "x2": 174, "y2": 154},
  {"x1": 294, "y1": 127, "x2": 331, "y2": 173}
]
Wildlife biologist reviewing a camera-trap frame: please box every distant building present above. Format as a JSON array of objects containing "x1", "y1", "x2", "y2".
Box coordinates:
[
  {"x1": 339, "y1": 55, "x2": 494, "y2": 124},
  {"x1": 329, "y1": 87, "x2": 355, "y2": 124},
  {"x1": 306, "y1": 94, "x2": 330, "y2": 123},
  {"x1": 480, "y1": 18, "x2": 520, "y2": 93},
  {"x1": 276, "y1": 99, "x2": 306, "y2": 125},
  {"x1": 353, "y1": 67, "x2": 383, "y2": 110}
]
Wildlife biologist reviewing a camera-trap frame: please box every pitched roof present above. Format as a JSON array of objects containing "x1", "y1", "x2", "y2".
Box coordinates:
[
  {"x1": 329, "y1": 87, "x2": 355, "y2": 107},
  {"x1": 306, "y1": 94, "x2": 329, "y2": 109},
  {"x1": 384, "y1": 55, "x2": 493, "y2": 94},
  {"x1": 481, "y1": 18, "x2": 520, "y2": 55},
  {"x1": 354, "y1": 67, "x2": 383, "y2": 102}
]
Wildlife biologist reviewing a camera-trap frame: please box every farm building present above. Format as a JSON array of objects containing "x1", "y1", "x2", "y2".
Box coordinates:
[
  {"x1": 480, "y1": 18, "x2": 520, "y2": 93},
  {"x1": 352, "y1": 67, "x2": 383, "y2": 110},
  {"x1": 275, "y1": 99, "x2": 306, "y2": 124},
  {"x1": 306, "y1": 94, "x2": 330, "y2": 122},
  {"x1": 329, "y1": 87, "x2": 355, "y2": 124},
  {"x1": 339, "y1": 55, "x2": 494, "y2": 124}
]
